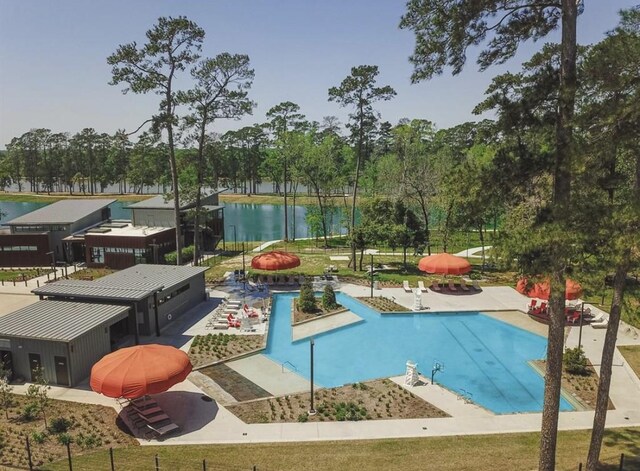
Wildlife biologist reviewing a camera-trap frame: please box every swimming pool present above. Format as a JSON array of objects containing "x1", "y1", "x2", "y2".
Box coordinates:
[{"x1": 263, "y1": 292, "x2": 574, "y2": 414}]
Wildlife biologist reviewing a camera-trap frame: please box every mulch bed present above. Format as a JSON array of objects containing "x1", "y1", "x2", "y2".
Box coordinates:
[
  {"x1": 292, "y1": 298, "x2": 344, "y2": 324},
  {"x1": 534, "y1": 360, "x2": 614, "y2": 410},
  {"x1": 0, "y1": 394, "x2": 137, "y2": 470},
  {"x1": 357, "y1": 297, "x2": 409, "y2": 312},
  {"x1": 188, "y1": 334, "x2": 264, "y2": 368},
  {"x1": 227, "y1": 378, "x2": 449, "y2": 424}
]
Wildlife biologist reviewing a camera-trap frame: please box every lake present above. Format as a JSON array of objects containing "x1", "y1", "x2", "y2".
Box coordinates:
[{"x1": 0, "y1": 199, "x2": 346, "y2": 242}]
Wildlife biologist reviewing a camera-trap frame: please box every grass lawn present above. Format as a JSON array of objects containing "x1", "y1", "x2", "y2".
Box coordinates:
[
  {"x1": 618, "y1": 345, "x2": 640, "y2": 379},
  {"x1": 44, "y1": 427, "x2": 640, "y2": 471},
  {"x1": 0, "y1": 192, "x2": 152, "y2": 203},
  {"x1": 0, "y1": 268, "x2": 51, "y2": 281}
]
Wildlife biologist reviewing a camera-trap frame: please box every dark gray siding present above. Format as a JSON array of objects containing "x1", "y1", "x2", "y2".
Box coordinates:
[
  {"x1": 4, "y1": 337, "x2": 67, "y2": 385},
  {"x1": 154, "y1": 273, "x2": 206, "y2": 332},
  {"x1": 68, "y1": 321, "x2": 114, "y2": 386}
]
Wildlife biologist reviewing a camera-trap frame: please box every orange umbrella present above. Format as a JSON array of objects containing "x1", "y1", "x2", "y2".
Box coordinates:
[
  {"x1": 418, "y1": 253, "x2": 471, "y2": 275},
  {"x1": 251, "y1": 250, "x2": 301, "y2": 271},
  {"x1": 90, "y1": 344, "x2": 192, "y2": 399},
  {"x1": 516, "y1": 278, "x2": 582, "y2": 300}
]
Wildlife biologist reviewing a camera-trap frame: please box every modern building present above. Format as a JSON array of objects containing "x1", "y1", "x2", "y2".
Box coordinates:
[
  {"x1": 32, "y1": 264, "x2": 208, "y2": 337},
  {"x1": 0, "y1": 264, "x2": 209, "y2": 387},
  {"x1": 0, "y1": 301, "x2": 132, "y2": 386},
  {"x1": 0, "y1": 199, "x2": 114, "y2": 267}
]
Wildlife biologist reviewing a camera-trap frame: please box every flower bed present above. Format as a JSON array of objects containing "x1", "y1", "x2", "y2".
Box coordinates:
[{"x1": 357, "y1": 296, "x2": 409, "y2": 312}]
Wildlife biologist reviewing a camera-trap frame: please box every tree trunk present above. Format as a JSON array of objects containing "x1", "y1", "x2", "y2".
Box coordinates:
[
  {"x1": 586, "y1": 256, "x2": 630, "y2": 471},
  {"x1": 284, "y1": 153, "x2": 288, "y2": 242},
  {"x1": 292, "y1": 181, "x2": 298, "y2": 241},
  {"x1": 351, "y1": 112, "x2": 364, "y2": 272},
  {"x1": 358, "y1": 248, "x2": 364, "y2": 271},
  {"x1": 165, "y1": 90, "x2": 181, "y2": 265},
  {"x1": 316, "y1": 190, "x2": 329, "y2": 248},
  {"x1": 417, "y1": 193, "x2": 431, "y2": 256},
  {"x1": 538, "y1": 2, "x2": 577, "y2": 470},
  {"x1": 478, "y1": 224, "x2": 485, "y2": 272},
  {"x1": 193, "y1": 112, "x2": 208, "y2": 267}
]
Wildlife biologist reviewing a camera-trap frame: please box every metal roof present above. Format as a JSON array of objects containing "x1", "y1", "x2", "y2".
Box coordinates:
[
  {"x1": 0, "y1": 301, "x2": 129, "y2": 342},
  {"x1": 32, "y1": 279, "x2": 155, "y2": 301},
  {"x1": 95, "y1": 264, "x2": 208, "y2": 292},
  {"x1": 7, "y1": 199, "x2": 116, "y2": 225}
]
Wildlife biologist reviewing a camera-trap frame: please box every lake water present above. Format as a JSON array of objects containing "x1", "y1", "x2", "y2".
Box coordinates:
[{"x1": 0, "y1": 199, "x2": 345, "y2": 242}]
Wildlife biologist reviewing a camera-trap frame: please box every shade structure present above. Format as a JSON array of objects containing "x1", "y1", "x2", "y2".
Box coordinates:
[
  {"x1": 251, "y1": 250, "x2": 300, "y2": 271},
  {"x1": 516, "y1": 278, "x2": 582, "y2": 300},
  {"x1": 418, "y1": 253, "x2": 471, "y2": 275},
  {"x1": 90, "y1": 344, "x2": 192, "y2": 399}
]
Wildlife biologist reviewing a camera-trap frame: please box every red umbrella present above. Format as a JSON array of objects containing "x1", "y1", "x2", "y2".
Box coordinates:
[
  {"x1": 418, "y1": 253, "x2": 471, "y2": 275},
  {"x1": 516, "y1": 278, "x2": 582, "y2": 300},
  {"x1": 90, "y1": 344, "x2": 192, "y2": 399},
  {"x1": 251, "y1": 250, "x2": 301, "y2": 271}
]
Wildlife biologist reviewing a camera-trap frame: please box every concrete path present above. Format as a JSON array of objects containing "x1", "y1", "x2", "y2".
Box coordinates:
[
  {"x1": 453, "y1": 246, "x2": 493, "y2": 259},
  {"x1": 225, "y1": 355, "x2": 310, "y2": 396},
  {"x1": 292, "y1": 310, "x2": 363, "y2": 341}
]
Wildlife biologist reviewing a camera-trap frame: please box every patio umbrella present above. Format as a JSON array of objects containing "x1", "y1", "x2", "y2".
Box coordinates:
[
  {"x1": 417, "y1": 253, "x2": 471, "y2": 275},
  {"x1": 251, "y1": 250, "x2": 301, "y2": 271},
  {"x1": 90, "y1": 344, "x2": 192, "y2": 399},
  {"x1": 516, "y1": 278, "x2": 582, "y2": 300}
]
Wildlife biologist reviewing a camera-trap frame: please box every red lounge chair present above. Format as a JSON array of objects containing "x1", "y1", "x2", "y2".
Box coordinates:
[{"x1": 244, "y1": 304, "x2": 259, "y2": 318}]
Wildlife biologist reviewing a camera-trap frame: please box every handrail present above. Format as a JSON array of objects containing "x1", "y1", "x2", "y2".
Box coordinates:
[{"x1": 282, "y1": 360, "x2": 298, "y2": 373}]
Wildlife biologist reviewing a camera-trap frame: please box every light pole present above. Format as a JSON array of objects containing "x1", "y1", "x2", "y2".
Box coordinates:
[
  {"x1": 578, "y1": 302, "x2": 585, "y2": 349},
  {"x1": 370, "y1": 253, "x2": 374, "y2": 298},
  {"x1": 242, "y1": 242, "x2": 246, "y2": 290},
  {"x1": 309, "y1": 338, "x2": 316, "y2": 415},
  {"x1": 229, "y1": 224, "x2": 237, "y2": 252}
]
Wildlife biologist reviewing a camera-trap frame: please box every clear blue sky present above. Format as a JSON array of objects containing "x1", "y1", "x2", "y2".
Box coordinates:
[{"x1": 0, "y1": 1, "x2": 635, "y2": 148}]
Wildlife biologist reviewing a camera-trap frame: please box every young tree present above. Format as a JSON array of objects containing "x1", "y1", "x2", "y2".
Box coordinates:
[
  {"x1": 108, "y1": 16, "x2": 205, "y2": 264},
  {"x1": 298, "y1": 279, "x2": 317, "y2": 313},
  {"x1": 179, "y1": 53, "x2": 255, "y2": 265},
  {"x1": 0, "y1": 362, "x2": 14, "y2": 420},
  {"x1": 401, "y1": 3, "x2": 580, "y2": 469},
  {"x1": 328, "y1": 65, "x2": 396, "y2": 271},
  {"x1": 26, "y1": 367, "x2": 51, "y2": 428},
  {"x1": 322, "y1": 285, "x2": 338, "y2": 310}
]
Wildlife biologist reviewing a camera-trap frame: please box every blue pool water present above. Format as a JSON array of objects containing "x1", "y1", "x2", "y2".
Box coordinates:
[{"x1": 264, "y1": 292, "x2": 574, "y2": 414}]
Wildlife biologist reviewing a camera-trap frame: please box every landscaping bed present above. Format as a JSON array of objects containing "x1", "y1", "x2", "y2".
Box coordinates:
[
  {"x1": 0, "y1": 394, "x2": 137, "y2": 470},
  {"x1": 67, "y1": 268, "x2": 116, "y2": 281},
  {"x1": 292, "y1": 298, "x2": 345, "y2": 324},
  {"x1": 534, "y1": 360, "x2": 613, "y2": 410},
  {"x1": 189, "y1": 334, "x2": 264, "y2": 367},
  {"x1": 357, "y1": 296, "x2": 409, "y2": 312},
  {"x1": 226, "y1": 379, "x2": 448, "y2": 424}
]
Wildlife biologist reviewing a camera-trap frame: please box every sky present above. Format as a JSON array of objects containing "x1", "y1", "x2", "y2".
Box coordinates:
[{"x1": 0, "y1": 1, "x2": 636, "y2": 148}]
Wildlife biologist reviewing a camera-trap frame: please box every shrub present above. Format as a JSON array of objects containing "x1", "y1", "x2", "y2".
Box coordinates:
[
  {"x1": 298, "y1": 280, "x2": 317, "y2": 313},
  {"x1": 57, "y1": 433, "x2": 73, "y2": 446},
  {"x1": 21, "y1": 403, "x2": 39, "y2": 422},
  {"x1": 297, "y1": 413, "x2": 309, "y2": 423},
  {"x1": 31, "y1": 431, "x2": 47, "y2": 444},
  {"x1": 49, "y1": 417, "x2": 72, "y2": 434},
  {"x1": 164, "y1": 245, "x2": 195, "y2": 265},
  {"x1": 563, "y1": 347, "x2": 589, "y2": 376},
  {"x1": 322, "y1": 285, "x2": 338, "y2": 310}
]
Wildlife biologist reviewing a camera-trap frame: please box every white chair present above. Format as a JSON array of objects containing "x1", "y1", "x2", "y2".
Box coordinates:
[
  {"x1": 431, "y1": 281, "x2": 441, "y2": 292},
  {"x1": 403, "y1": 280, "x2": 412, "y2": 292},
  {"x1": 460, "y1": 279, "x2": 470, "y2": 291},
  {"x1": 418, "y1": 280, "x2": 427, "y2": 293}
]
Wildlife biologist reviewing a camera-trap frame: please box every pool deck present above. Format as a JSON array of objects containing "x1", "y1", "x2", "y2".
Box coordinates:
[{"x1": 4, "y1": 282, "x2": 640, "y2": 445}]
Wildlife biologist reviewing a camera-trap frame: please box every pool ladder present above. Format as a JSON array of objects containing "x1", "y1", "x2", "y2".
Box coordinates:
[
  {"x1": 458, "y1": 388, "x2": 473, "y2": 404},
  {"x1": 281, "y1": 360, "x2": 298, "y2": 373}
]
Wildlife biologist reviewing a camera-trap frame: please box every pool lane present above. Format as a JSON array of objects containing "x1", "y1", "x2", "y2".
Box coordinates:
[{"x1": 263, "y1": 292, "x2": 574, "y2": 414}]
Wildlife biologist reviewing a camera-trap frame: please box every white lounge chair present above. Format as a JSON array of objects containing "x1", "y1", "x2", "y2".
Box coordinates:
[
  {"x1": 460, "y1": 279, "x2": 470, "y2": 291},
  {"x1": 591, "y1": 318, "x2": 609, "y2": 329},
  {"x1": 145, "y1": 422, "x2": 180, "y2": 439},
  {"x1": 418, "y1": 280, "x2": 428, "y2": 293},
  {"x1": 472, "y1": 280, "x2": 481, "y2": 291},
  {"x1": 403, "y1": 280, "x2": 412, "y2": 292},
  {"x1": 430, "y1": 281, "x2": 441, "y2": 292},
  {"x1": 448, "y1": 280, "x2": 457, "y2": 292}
]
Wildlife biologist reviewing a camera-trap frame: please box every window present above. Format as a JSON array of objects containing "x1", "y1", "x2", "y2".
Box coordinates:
[{"x1": 90, "y1": 247, "x2": 104, "y2": 263}]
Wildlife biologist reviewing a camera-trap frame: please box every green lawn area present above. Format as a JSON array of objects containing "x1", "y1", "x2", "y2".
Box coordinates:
[
  {"x1": 0, "y1": 268, "x2": 51, "y2": 281},
  {"x1": 619, "y1": 346, "x2": 640, "y2": 379},
  {"x1": 44, "y1": 428, "x2": 640, "y2": 471},
  {"x1": 0, "y1": 192, "x2": 151, "y2": 203}
]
